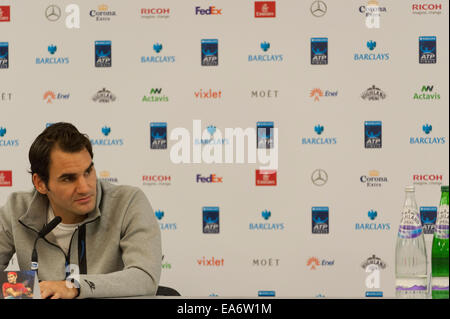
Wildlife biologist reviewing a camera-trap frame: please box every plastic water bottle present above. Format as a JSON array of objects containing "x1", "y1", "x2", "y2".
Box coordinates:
[
  {"x1": 431, "y1": 185, "x2": 449, "y2": 299},
  {"x1": 395, "y1": 186, "x2": 428, "y2": 298}
]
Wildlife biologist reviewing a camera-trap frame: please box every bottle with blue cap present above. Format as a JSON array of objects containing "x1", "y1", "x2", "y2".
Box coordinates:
[{"x1": 395, "y1": 185, "x2": 428, "y2": 298}]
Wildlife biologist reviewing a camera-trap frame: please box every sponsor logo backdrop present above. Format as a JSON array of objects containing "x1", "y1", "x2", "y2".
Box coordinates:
[{"x1": 0, "y1": 0, "x2": 448, "y2": 297}]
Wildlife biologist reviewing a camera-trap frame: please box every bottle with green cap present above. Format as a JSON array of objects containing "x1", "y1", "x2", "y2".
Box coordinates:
[{"x1": 431, "y1": 185, "x2": 449, "y2": 299}]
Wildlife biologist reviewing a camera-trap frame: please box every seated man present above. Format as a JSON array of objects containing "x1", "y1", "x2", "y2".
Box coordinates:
[{"x1": 0, "y1": 122, "x2": 162, "y2": 299}]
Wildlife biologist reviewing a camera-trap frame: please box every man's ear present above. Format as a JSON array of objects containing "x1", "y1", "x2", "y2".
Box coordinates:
[{"x1": 32, "y1": 174, "x2": 48, "y2": 195}]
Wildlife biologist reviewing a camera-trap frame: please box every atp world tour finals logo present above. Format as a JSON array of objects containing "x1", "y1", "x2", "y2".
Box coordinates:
[
  {"x1": 150, "y1": 122, "x2": 167, "y2": 149},
  {"x1": 419, "y1": 36, "x2": 436, "y2": 64},
  {"x1": 0, "y1": 42, "x2": 8, "y2": 69},
  {"x1": 95, "y1": 41, "x2": 112, "y2": 67},
  {"x1": 257, "y1": 121, "x2": 274, "y2": 149},
  {"x1": 311, "y1": 38, "x2": 328, "y2": 65},
  {"x1": 203, "y1": 206, "x2": 220, "y2": 234},
  {"x1": 364, "y1": 121, "x2": 382, "y2": 149},
  {"x1": 201, "y1": 39, "x2": 218, "y2": 66}
]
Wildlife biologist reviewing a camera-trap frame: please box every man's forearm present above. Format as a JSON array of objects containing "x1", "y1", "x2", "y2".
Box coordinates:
[{"x1": 77, "y1": 267, "x2": 158, "y2": 299}]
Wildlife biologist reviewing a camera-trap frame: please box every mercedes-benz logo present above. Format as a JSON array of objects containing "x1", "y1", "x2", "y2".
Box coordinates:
[
  {"x1": 45, "y1": 5, "x2": 61, "y2": 22},
  {"x1": 311, "y1": 1, "x2": 327, "y2": 17},
  {"x1": 311, "y1": 169, "x2": 328, "y2": 186}
]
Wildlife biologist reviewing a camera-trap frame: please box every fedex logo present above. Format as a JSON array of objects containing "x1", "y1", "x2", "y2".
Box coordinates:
[
  {"x1": 196, "y1": 174, "x2": 223, "y2": 183},
  {"x1": 195, "y1": 6, "x2": 222, "y2": 15}
]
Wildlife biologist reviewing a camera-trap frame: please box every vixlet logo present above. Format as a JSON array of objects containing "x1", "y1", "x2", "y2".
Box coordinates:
[
  {"x1": 410, "y1": 123, "x2": 446, "y2": 145},
  {"x1": 248, "y1": 41, "x2": 283, "y2": 62},
  {"x1": 141, "y1": 43, "x2": 176, "y2": 63},
  {"x1": 302, "y1": 124, "x2": 337, "y2": 145}
]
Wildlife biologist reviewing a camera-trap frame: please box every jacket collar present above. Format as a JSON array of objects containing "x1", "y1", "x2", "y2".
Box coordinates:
[{"x1": 19, "y1": 180, "x2": 102, "y2": 233}]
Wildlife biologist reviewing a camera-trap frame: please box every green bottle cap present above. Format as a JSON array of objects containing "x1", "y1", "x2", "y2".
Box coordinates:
[{"x1": 441, "y1": 185, "x2": 449, "y2": 192}]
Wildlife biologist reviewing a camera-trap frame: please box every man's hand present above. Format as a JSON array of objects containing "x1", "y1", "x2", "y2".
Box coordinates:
[{"x1": 39, "y1": 281, "x2": 79, "y2": 299}]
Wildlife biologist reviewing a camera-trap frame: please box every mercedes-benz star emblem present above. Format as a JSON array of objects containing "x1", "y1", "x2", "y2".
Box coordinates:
[
  {"x1": 45, "y1": 5, "x2": 61, "y2": 22},
  {"x1": 311, "y1": 1, "x2": 327, "y2": 17},
  {"x1": 311, "y1": 169, "x2": 328, "y2": 186}
]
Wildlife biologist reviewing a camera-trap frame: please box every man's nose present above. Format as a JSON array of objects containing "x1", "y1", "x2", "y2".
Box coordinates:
[{"x1": 76, "y1": 176, "x2": 90, "y2": 193}]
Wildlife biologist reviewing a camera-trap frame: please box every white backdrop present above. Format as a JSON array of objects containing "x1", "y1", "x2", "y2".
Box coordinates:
[{"x1": 0, "y1": 0, "x2": 449, "y2": 298}]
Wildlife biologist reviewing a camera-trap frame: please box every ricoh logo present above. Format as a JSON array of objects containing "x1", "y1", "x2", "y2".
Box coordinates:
[
  {"x1": 142, "y1": 175, "x2": 171, "y2": 186},
  {"x1": 196, "y1": 174, "x2": 223, "y2": 183},
  {"x1": 141, "y1": 8, "x2": 170, "y2": 19},
  {"x1": 412, "y1": 3, "x2": 442, "y2": 14},
  {"x1": 413, "y1": 174, "x2": 443, "y2": 186}
]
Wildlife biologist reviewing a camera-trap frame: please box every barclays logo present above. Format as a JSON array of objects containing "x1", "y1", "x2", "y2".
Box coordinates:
[
  {"x1": 155, "y1": 210, "x2": 177, "y2": 231},
  {"x1": 141, "y1": 43, "x2": 176, "y2": 63},
  {"x1": 354, "y1": 41, "x2": 390, "y2": 61},
  {"x1": 0, "y1": 127, "x2": 19, "y2": 147},
  {"x1": 249, "y1": 210, "x2": 285, "y2": 230},
  {"x1": 194, "y1": 125, "x2": 229, "y2": 145},
  {"x1": 410, "y1": 124, "x2": 447, "y2": 145},
  {"x1": 248, "y1": 41, "x2": 284, "y2": 62},
  {"x1": 302, "y1": 124, "x2": 337, "y2": 145},
  {"x1": 36, "y1": 44, "x2": 69, "y2": 64},
  {"x1": 90, "y1": 126, "x2": 124, "y2": 146},
  {"x1": 355, "y1": 210, "x2": 391, "y2": 231}
]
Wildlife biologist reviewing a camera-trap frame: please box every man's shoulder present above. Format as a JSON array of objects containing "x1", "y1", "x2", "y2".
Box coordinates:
[
  {"x1": 100, "y1": 180, "x2": 142, "y2": 198},
  {"x1": 0, "y1": 190, "x2": 36, "y2": 216}
]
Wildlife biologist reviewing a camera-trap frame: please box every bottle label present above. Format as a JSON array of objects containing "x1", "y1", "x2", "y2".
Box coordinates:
[
  {"x1": 431, "y1": 277, "x2": 449, "y2": 291},
  {"x1": 395, "y1": 278, "x2": 427, "y2": 292},
  {"x1": 435, "y1": 205, "x2": 449, "y2": 239},
  {"x1": 398, "y1": 209, "x2": 422, "y2": 239},
  {"x1": 398, "y1": 225, "x2": 422, "y2": 239}
]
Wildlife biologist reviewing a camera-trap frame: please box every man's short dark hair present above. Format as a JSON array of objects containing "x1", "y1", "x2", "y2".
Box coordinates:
[{"x1": 29, "y1": 122, "x2": 93, "y2": 187}]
